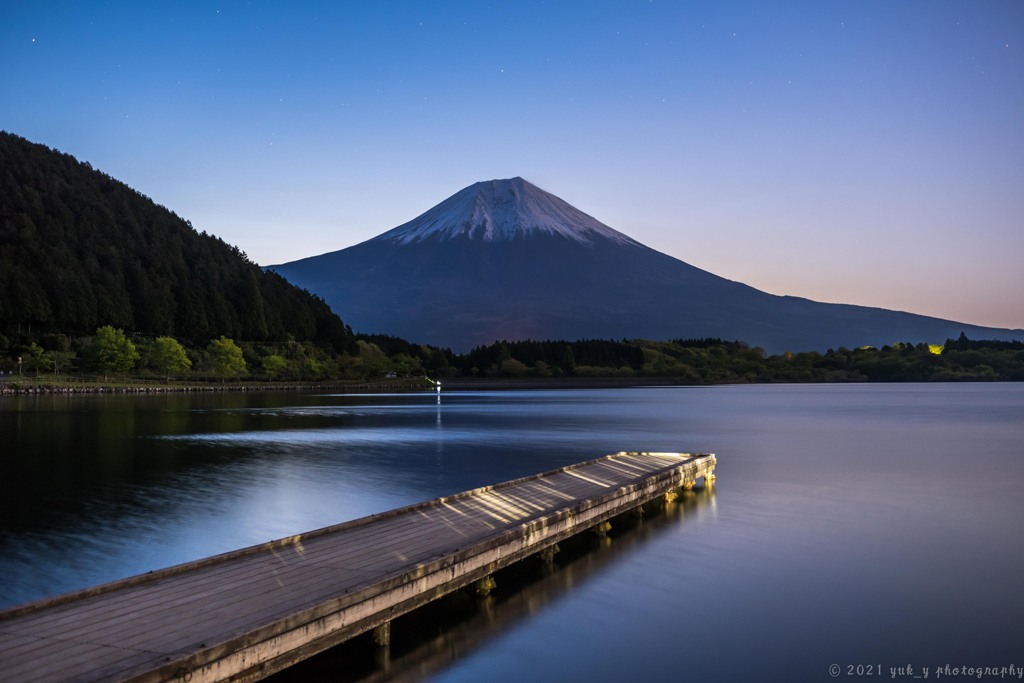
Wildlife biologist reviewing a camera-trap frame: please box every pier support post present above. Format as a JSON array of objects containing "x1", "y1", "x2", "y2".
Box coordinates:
[
  {"x1": 592, "y1": 521, "x2": 612, "y2": 538},
  {"x1": 372, "y1": 621, "x2": 392, "y2": 671},
  {"x1": 682, "y1": 480, "x2": 695, "y2": 490},
  {"x1": 538, "y1": 543, "x2": 560, "y2": 566},
  {"x1": 704, "y1": 472, "x2": 716, "y2": 486},
  {"x1": 663, "y1": 489, "x2": 679, "y2": 504},
  {"x1": 372, "y1": 621, "x2": 391, "y2": 647},
  {"x1": 474, "y1": 575, "x2": 496, "y2": 598}
]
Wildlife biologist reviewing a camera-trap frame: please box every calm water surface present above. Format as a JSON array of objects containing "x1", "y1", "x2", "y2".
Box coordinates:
[{"x1": 1, "y1": 384, "x2": 1022, "y2": 681}]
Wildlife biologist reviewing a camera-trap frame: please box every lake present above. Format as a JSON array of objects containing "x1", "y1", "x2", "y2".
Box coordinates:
[{"x1": 2, "y1": 384, "x2": 1022, "y2": 681}]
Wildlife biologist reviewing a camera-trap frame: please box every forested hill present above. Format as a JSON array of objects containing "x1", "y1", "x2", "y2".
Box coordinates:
[{"x1": 0, "y1": 132, "x2": 352, "y2": 350}]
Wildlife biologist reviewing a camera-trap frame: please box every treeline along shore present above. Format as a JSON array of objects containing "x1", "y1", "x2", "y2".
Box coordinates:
[{"x1": 1, "y1": 325, "x2": 1022, "y2": 394}]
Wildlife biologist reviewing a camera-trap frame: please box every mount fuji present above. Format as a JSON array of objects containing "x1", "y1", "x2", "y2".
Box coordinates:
[{"x1": 270, "y1": 177, "x2": 1022, "y2": 352}]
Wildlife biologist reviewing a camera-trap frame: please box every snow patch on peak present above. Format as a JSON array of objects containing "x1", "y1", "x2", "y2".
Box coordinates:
[{"x1": 376, "y1": 177, "x2": 640, "y2": 247}]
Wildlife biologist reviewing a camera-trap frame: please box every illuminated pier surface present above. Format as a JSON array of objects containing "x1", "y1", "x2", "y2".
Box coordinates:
[{"x1": 0, "y1": 452, "x2": 715, "y2": 683}]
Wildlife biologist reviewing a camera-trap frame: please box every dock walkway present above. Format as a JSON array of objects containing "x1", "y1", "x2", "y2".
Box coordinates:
[{"x1": 0, "y1": 451, "x2": 715, "y2": 682}]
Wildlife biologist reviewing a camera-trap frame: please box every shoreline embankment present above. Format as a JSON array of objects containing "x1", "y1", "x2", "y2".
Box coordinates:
[
  {"x1": 0, "y1": 379, "x2": 434, "y2": 396},
  {"x1": 0, "y1": 376, "x2": 686, "y2": 396}
]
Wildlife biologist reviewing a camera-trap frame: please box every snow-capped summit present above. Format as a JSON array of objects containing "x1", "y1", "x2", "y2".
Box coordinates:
[{"x1": 377, "y1": 177, "x2": 639, "y2": 247}]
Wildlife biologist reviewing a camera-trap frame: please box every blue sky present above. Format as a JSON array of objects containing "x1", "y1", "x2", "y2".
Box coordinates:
[{"x1": 3, "y1": 1, "x2": 1022, "y2": 330}]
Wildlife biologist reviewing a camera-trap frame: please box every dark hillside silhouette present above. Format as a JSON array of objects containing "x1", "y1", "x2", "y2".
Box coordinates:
[{"x1": 0, "y1": 132, "x2": 351, "y2": 351}]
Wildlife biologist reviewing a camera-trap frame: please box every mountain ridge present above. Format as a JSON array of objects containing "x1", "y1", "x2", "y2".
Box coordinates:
[{"x1": 271, "y1": 178, "x2": 1022, "y2": 353}]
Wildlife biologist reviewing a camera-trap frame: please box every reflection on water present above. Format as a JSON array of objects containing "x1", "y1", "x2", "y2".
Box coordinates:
[{"x1": 1, "y1": 384, "x2": 1023, "y2": 680}]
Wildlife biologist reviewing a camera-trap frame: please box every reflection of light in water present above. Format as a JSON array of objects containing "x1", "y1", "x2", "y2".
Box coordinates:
[
  {"x1": 152, "y1": 427, "x2": 450, "y2": 447},
  {"x1": 191, "y1": 401, "x2": 445, "y2": 419}
]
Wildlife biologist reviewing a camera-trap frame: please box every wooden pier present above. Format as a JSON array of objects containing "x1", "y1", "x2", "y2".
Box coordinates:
[{"x1": 0, "y1": 451, "x2": 715, "y2": 683}]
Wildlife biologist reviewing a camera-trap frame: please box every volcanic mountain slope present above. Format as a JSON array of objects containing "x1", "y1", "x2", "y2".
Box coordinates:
[{"x1": 270, "y1": 177, "x2": 1022, "y2": 353}]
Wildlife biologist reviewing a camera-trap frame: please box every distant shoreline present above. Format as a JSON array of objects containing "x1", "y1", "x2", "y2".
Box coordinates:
[
  {"x1": 0, "y1": 376, "x2": 709, "y2": 397},
  {"x1": 0, "y1": 378, "x2": 436, "y2": 396},
  {"x1": 2, "y1": 374, "x2": 1019, "y2": 397}
]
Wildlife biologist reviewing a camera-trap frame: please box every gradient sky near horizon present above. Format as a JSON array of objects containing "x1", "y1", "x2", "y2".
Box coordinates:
[{"x1": 3, "y1": 1, "x2": 1022, "y2": 330}]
